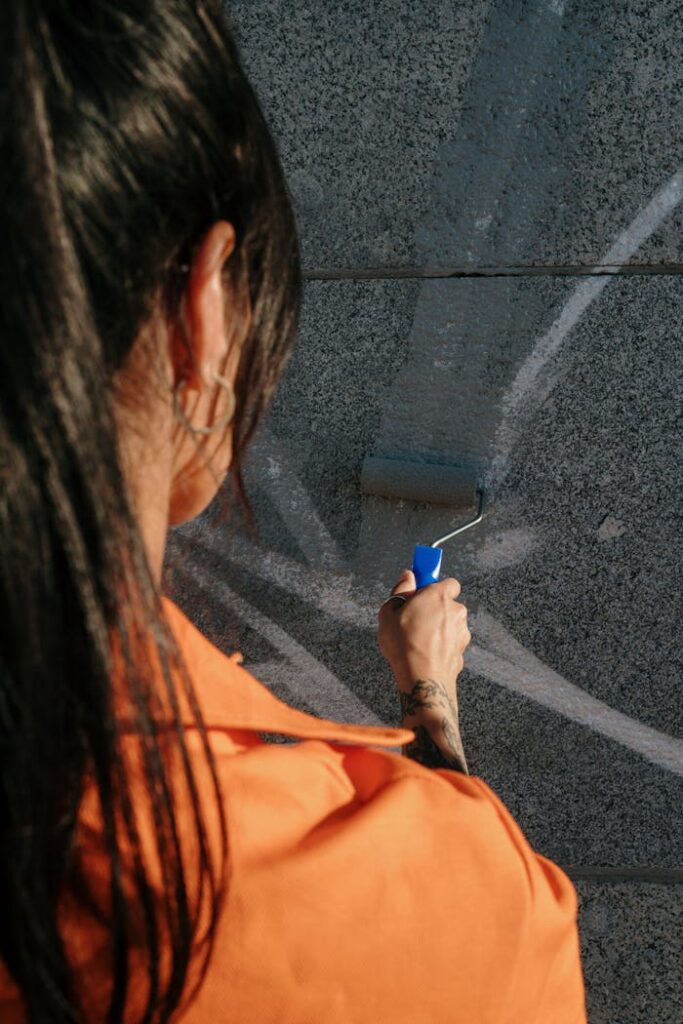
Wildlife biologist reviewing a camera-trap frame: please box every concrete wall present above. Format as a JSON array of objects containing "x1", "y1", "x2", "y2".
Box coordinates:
[{"x1": 164, "y1": 3, "x2": 683, "y2": 1020}]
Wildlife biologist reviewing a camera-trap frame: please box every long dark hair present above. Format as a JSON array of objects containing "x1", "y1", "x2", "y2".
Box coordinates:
[{"x1": 0, "y1": 1, "x2": 301, "y2": 1021}]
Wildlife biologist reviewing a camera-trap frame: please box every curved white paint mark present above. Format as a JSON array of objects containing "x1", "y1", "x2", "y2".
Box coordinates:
[
  {"x1": 216, "y1": 538, "x2": 375, "y2": 628},
  {"x1": 469, "y1": 609, "x2": 683, "y2": 778},
  {"x1": 175, "y1": 561, "x2": 385, "y2": 727},
  {"x1": 172, "y1": 537, "x2": 683, "y2": 777},
  {"x1": 490, "y1": 168, "x2": 683, "y2": 489},
  {"x1": 246, "y1": 429, "x2": 344, "y2": 571}
]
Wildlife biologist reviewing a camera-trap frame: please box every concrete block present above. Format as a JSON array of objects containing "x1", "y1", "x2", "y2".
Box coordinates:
[
  {"x1": 577, "y1": 881, "x2": 683, "y2": 1024},
  {"x1": 227, "y1": 0, "x2": 683, "y2": 270},
  {"x1": 224, "y1": 0, "x2": 492, "y2": 268}
]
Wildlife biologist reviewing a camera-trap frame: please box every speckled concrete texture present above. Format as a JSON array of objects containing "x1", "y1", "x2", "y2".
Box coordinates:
[
  {"x1": 577, "y1": 882, "x2": 683, "y2": 1024},
  {"x1": 166, "y1": 273, "x2": 683, "y2": 869},
  {"x1": 165, "y1": 5, "x2": 683, "y2": 1020},
  {"x1": 226, "y1": 0, "x2": 683, "y2": 270},
  {"x1": 470, "y1": 273, "x2": 683, "y2": 739},
  {"x1": 226, "y1": 0, "x2": 492, "y2": 269}
]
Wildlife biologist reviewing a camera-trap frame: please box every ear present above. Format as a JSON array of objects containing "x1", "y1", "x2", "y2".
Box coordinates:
[{"x1": 176, "y1": 220, "x2": 237, "y2": 391}]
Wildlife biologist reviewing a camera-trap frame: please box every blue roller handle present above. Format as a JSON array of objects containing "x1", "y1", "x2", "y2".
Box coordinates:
[{"x1": 412, "y1": 545, "x2": 443, "y2": 590}]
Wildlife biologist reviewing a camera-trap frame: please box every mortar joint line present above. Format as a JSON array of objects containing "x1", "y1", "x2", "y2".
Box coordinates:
[
  {"x1": 562, "y1": 865, "x2": 683, "y2": 884},
  {"x1": 303, "y1": 263, "x2": 683, "y2": 282}
]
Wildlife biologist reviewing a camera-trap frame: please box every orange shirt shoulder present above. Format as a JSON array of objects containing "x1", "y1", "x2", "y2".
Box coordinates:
[
  {"x1": 0, "y1": 596, "x2": 587, "y2": 1024},
  {"x1": 162, "y1": 597, "x2": 586, "y2": 1024}
]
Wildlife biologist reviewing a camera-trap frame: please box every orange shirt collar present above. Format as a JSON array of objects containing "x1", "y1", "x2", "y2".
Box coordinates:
[{"x1": 158, "y1": 595, "x2": 414, "y2": 749}]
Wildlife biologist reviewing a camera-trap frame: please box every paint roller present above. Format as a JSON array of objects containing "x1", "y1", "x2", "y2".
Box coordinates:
[{"x1": 360, "y1": 456, "x2": 485, "y2": 590}]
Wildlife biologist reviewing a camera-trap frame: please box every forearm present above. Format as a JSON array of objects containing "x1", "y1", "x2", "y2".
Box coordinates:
[{"x1": 398, "y1": 678, "x2": 468, "y2": 774}]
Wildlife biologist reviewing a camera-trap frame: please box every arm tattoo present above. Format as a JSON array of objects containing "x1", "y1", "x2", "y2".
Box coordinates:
[
  {"x1": 399, "y1": 679, "x2": 468, "y2": 774},
  {"x1": 398, "y1": 678, "x2": 458, "y2": 722}
]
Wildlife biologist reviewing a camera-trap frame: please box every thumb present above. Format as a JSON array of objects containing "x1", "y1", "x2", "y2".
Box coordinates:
[{"x1": 391, "y1": 568, "x2": 416, "y2": 597}]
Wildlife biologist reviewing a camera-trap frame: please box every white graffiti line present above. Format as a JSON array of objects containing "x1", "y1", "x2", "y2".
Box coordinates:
[
  {"x1": 468, "y1": 609, "x2": 683, "y2": 778},
  {"x1": 175, "y1": 561, "x2": 385, "y2": 728},
  {"x1": 174, "y1": 534, "x2": 683, "y2": 777},
  {"x1": 205, "y1": 535, "x2": 375, "y2": 628},
  {"x1": 490, "y1": 168, "x2": 683, "y2": 489},
  {"x1": 246, "y1": 429, "x2": 345, "y2": 572}
]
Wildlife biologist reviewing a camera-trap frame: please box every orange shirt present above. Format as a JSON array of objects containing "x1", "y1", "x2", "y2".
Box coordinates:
[{"x1": 0, "y1": 596, "x2": 586, "y2": 1022}]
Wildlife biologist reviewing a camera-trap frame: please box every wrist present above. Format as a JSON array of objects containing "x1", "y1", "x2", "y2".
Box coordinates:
[
  {"x1": 395, "y1": 677, "x2": 459, "y2": 722},
  {"x1": 391, "y1": 660, "x2": 452, "y2": 693}
]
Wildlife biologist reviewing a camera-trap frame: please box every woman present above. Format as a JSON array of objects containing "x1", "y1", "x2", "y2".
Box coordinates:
[{"x1": 0, "y1": 2, "x2": 586, "y2": 1021}]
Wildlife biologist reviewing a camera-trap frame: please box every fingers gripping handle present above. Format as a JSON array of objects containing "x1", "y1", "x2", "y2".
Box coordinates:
[{"x1": 412, "y1": 545, "x2": 442, "y2": 591}]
